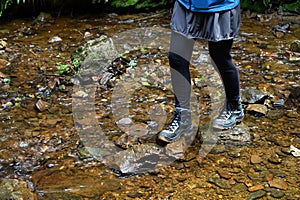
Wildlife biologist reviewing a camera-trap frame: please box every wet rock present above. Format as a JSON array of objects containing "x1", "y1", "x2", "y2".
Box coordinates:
[
  {"x1": 246, "y1": 190, "x2": 266, "y2": 200},
  {"x1": 115, "y1": 134, "x2": 139, "y2": 149},
  {"x1": 71, "y1": 35, "x2": 119, "y2": 74},
  {"x1": 272, "y1": 23, "x2": 290, "y2": 38},
  {"x1": 231, "y1": 183, "x2": 247, "y2": 193},
  {"x1": 267, "y1": 109, "x2": 285, "y2": 120},
  {"x1": 127, "y1": 191, "x2": 143, "y2": 198},
  {"x1": 48, "y1": 36, "x2": 62, "y2": 43},
  {"x1": 241, "y1": 87, "x2": 269, "y2": 104},
  {"x1": 267, "y1": 154, "x2": 282, "y2": 164},
  {"x1": 0, "y1": 39, "x2": 7, "y2": 50},
  {"x1": 77, "y1": 147, "x2": 93, "y2": 159},
  {"x1": 248, "y1": 184, "x2": 264, "y2": 192},
  {"x1": 250, "y1": 154, "x2": 263, "y2": 164},
  {"x1": 127, "y1": 123, "x2": 149, "y2": 137},
  {"x1": 99, "y1": 71, "x2": 114, "y2": 86},
  {"x1": 289, "y1": 145, "x2": 300, "y2": 157},
  {"x1": 248, "y1": 172, "x2": 264, "y2": 182},
  {"x1": 217, "y1": 123, "x2": 251, "y2": 146},
  {"x1": 265, "y1": 188, "x2": 285, "y2": 198},
  {"x1": 104, "y1": 143, "x2": 164, "y2": 174},
  {"x1": 246, "y1": 104, "x2": 268, "y2": 117},
  {"x1": 290, "y1": 40, "x2": 300, "y2": 52},
  {"x1": 272, "y1": 99, "x2": 285, "y2": 107},
  {"x1": 286, "y1": 87, "x2": 300, "y2": 113},
  {"x1": 116, "y1": 117, "x2": 133, "y2": 130},
  {"x1": 0, "y1": 71, "x2": 7, "y2": 78},
  {"x1": 32, "y1": 168, "x2": 123, "y2": 198},
  {"x1": 32, "y1": 12, "x2": 54, "y2": 25},
  {"x1": 0, "y1": 58, "x2": 10, "y2": 68},
  {"x1": 264, "y1": 173, "x2": 274, "y2": 181},
  {"x1": 39, "y1": 118, "x2": 62, "y2": 128},
  {"x1": 165, "y1": 137, "x2": 188, "y2": 160},
  {"x1": 0, "y1": 178, "x2": 36, "y2": 200},
  {"x1": 286, "y1": 110, "x2": 299, "y2": 118},
  {"x1": 207, "y1": 177, "x2": 232, "y2": 189},
  {"x1": 84, "y1": 31, "x2": 93, "y2": 40},
  {"x1": 217, "y1": 169, "x2": 232, "y2": 179},
  {"x1": 268, "y1": 178, "x2": 288, "y2": 190}
]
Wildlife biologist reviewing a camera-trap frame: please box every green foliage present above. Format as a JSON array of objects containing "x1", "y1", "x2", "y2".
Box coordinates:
[
  {"x1": 282, "y1": 0, "x2": 300, "y2": 13},
  {"x1": 111, "y1": 0, "x2": 168, "y2": 10},
  {"x1": 240, "y1": 0, "x2": 300, "y2": 13},
  {"x1": 240, "y1": 0, "x2": 268, "y2": 13},
  {"x1": 56, "y1": 62, "x2": 70, "y2": 74},
  {"x1": 1, "y1": 0, "x2": 299, "y2": 17},
  {"x1": 72, "y1": 58, "x2": 80, "y2": 71},
  {"x1": 0, "y1": 0, "x2": 12, "y2": 16},
  {"x1": 112, "y1": 0, "x2": 137, "y2": 8}
]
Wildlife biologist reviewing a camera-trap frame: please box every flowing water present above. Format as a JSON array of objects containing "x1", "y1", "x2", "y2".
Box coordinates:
[{"x1": 0, "y1": 10, "x2": 299, "y2": 199}]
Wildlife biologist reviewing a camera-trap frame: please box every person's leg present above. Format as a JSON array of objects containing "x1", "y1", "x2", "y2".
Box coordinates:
[
  {"x1": 208, "y1": 39, "x2": 244, "y2": 129},
  {"x1": 169, "y1": 31, "x2": 195, "y2": 109},
  {"x1": 158, "y1": 31, "x2": 195, "y2": 142},
  {"x1": 208, "y1": 39, "x2": 240, "y2": 101}
]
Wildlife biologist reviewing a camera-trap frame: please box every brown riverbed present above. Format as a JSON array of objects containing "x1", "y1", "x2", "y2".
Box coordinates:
[{"x1": 0, "y1": 10, "x2": 300, "y2": 200}]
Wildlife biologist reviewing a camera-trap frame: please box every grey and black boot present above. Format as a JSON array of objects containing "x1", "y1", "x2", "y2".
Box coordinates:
[
  {"x1": 158, "y1": 107, "x2": 193, "y2": 143},
  {"x1": 212, "y1": 100, "x2": 244, "y2": 130}
]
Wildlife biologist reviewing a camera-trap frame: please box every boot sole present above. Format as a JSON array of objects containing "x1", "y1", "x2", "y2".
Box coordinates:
[
  {"x1": 157, "y1": 127, "x2": 193, "y2": 143},
  {"x1": 212, "y1": 117, "x2": 244, "y2": 130}
]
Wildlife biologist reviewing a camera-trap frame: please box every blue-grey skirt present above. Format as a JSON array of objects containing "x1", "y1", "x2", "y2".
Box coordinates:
[{"x1": 170, "y1": 1, "x2": 241, "y2": 42}]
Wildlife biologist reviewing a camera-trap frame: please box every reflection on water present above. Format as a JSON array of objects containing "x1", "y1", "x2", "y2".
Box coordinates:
[{"x1": 0, "y1": 11, "x2": 299, "y2": 199}]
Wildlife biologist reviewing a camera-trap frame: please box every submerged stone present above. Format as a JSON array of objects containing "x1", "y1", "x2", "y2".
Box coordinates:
[
  {"x1": 290, "y1": 40, "x2": 300, "y2": 52},
  {"x1": 241, "y1": 87, "x2": 269, "y2": 104},
  {"x1": 246, "y1": 104, "x2": 268, "y2": 117},
  {"x1": 246, "y1": 190, "x2": 266, "y2": 200},
  {"x1": 219, "y1": 125, "x2": 251, "y2": 145},
  {"x1": 0, "y1": 179, "x2": 36, "y2": 200}
]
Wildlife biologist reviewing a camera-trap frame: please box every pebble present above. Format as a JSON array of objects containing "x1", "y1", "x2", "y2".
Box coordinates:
[
  {"x1": 40, "y1": 118, "x2": 62, "y2": 128},
  {"x1": 127, "y1": 191, "x2": 143, "y2": 198},
  {"x1": 48, "y1": 36, "x2": 62, "y2": 43},
  {"x1": 246, "y1": 190, "x2": 266, "y2": 200},
  {"x1": 268, "y1": 178, "x2": 288, "y2": 190},
  {"x1": 294, "y1": 138, "x2": 300, "y2": 144},
  {"x1": 250, "y1": 154, "x2": 263, "y2": 164},
  {"x1": 265, "y1": 188, "x2": 285, "y2": 198},
  {"x1": 264, "y1": 173, "x2": 274, "y2": 181},
  {"x1": 267, "y1": 109, "x2": 285, "y2": 119},
  {"x1": 207, "y1": 177, "x2": 232, "y2": 189},
  {"x1": 217, "y1": 169, "x2": 232, "y2": 179},
  {"x1": 267, "y1": 154, "x2": 282, "y2": 164},
  {"x1": 231, "y1": 183, "x2": 247, "y2": 193},
  {"x1": 246, "y1": 104, "x2": 268, "y2": 116},
  {"x1": 270, "y1": 190, "x2": 285, "y2": 198},
  {"x1": 248, "y1": 184, "x2": 264, "y2": 192},
  {"x1": 0, "y1": 179, "x2": 36, "y2": 200}
]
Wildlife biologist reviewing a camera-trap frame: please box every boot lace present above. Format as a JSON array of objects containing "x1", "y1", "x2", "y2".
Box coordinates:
[
  {"x1": 166, "y1": 113, "x2": 180, "y2": 132},
  {"x1": 217, "y1": 108, "x2": 231, "y2": 120}
]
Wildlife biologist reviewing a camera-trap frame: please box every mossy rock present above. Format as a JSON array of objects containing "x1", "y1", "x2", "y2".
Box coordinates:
[{"x1": 71, "y1": 35, "x2": 119, "y2": 73}]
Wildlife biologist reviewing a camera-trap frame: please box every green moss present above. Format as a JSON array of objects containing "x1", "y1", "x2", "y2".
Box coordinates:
[
  {"x1": 111, "y1": 0, "x2": 167, "y2": 10},
  {"x1": 240, "y1": 0, "x2": 267, "y2": 13},
  {"x1": 282, "y1": 0, "x2": 300, "y2": 13},
  {"x1": 0, "y1": 0, "x2": 12, "y2": 16}
]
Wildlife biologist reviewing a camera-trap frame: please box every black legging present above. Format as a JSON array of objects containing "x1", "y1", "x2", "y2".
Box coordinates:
[{"x1": 169, "y1": 31, "x2": 240, "y2": 109}]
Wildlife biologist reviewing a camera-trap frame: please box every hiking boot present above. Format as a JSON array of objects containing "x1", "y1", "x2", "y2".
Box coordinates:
[
  {"x1": 158, "y1": 107, "x2": 192, "y2": 143},
  {"x1": 212, "y1": 100, "x2": 244, "y2": 130}
]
